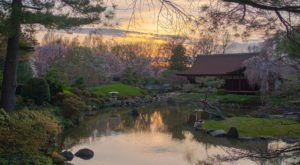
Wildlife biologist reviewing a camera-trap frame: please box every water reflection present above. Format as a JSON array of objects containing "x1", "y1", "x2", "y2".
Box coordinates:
[{"x1": 63, "y1": 106, "x2": 298, "y2": 165}]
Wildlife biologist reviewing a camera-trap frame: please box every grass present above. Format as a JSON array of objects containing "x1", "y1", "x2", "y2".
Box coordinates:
[
  {"x1": 267, "y1": 96, "x2": 290, "y2": 104},
  {"x1": 88, "y1": 83, "x2": 146, "y2": 97},
  {"x1": 178, "y1": 92, "x2": 260, "y2": 104},
  {"x1": 62, "y1": 86, "x2": 73, "y2": 94},
  {"x1": 216, "y1": 94, "x2": 261, "y2": 104},
  {"x1": 202, "y1": 117, "x2": 300, "y2": 138},
  {"x1": 178, "y1": 91, "x2": 293, "y2": 105}
]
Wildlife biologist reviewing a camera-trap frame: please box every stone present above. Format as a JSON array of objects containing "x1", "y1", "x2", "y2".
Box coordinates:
[
  {"x1": 209, "y1": 129, "x2": 227, "y2": 137},
  {"x1": 227, "y1": 127, "x2": 239, "y2": 138},
  {"x1": 239, "y1": 136, "x2": 256, "y2": 141},
  {"x1": 206, "y1": 130, "x2": 214, "y2": 134},
  {"x1": 62, "y1": 151, "x2": 74, "y2": 161},
  {"x1": 283, "y1": 137, "x2": 300, "y2": 143},
  {"x1": 75, "y1": 148, "x2": 94, "y2": 160},
  {"x1": 259, "y1": 136, "x2": 274, "y2": 140}
]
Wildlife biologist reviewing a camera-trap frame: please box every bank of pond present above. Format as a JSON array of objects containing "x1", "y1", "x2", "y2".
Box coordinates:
[
  {"x1": 1, "y1": 87, "x2": 299, "y2": 164},
  {"x1": 58, "y1": 104, "x2": 300, "y2": 165}
]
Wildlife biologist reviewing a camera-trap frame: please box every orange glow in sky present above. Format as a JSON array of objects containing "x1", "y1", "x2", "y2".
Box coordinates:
[{"x1": 34, "y1": 0, "x2": 265, "y2": 46}]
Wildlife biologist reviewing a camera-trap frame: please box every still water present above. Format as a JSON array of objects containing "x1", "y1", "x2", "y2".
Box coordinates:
[{"x1": 62, "y1": 105, "x2": 299, "y2": 165}]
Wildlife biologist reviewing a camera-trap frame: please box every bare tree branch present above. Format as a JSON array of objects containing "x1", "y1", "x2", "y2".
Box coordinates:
[{"x1": 223, "y1": 0, "x2": 300, "y2": 13}]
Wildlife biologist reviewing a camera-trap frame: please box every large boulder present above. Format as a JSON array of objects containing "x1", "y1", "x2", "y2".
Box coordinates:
[
  {"x1": 62, "y1": 151, "x2": 74, "y2": 161},
  {"x1": 75, "y1": 148, "x2": 94, "y2": 160},
  {"x1": 227, "y1": 127, "x2": 239, "y2": 138},
  {"x1": 208, "y1": 129, "x2": 227, "y2": 137}
]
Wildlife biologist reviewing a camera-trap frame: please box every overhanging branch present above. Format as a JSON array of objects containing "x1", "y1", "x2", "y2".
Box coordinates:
[{"x1": 223, "y1": 0, "x2": 300, "y2": 13}]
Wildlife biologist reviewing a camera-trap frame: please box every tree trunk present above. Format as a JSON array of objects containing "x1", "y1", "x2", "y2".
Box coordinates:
[{"x1": 1, "y1": 0, "x2": 22, "y2": 111}]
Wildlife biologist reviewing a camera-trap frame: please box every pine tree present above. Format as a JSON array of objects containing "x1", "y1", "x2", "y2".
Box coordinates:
[
  {"x1": 169, "y1": 44, "x2": 189, "y2": 71},
  {"x1": 0, "y1": 0, "x2": 112, "y2": 111}
]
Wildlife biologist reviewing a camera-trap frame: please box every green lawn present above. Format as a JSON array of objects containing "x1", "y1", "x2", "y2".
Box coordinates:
[
  {"x1": 88, "y1": 83, "x2": 146, "y2": 97},
  {"x1": 178, "y1": 92, "x2": 260, "y2": 104},
  {"x1": 202, "y1": 117, "x2": 300, "y2": 138},
  {"x1": 177, "y1": 92, "x2": 292, "y2": 105},
  {"x1": 62, "y1": 86, "x2": 73, "y2": 94}
]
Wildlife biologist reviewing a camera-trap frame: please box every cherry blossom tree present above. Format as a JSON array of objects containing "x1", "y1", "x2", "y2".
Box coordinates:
[
  {"x1": 34, "y1": 43, "x2": 68, "y2": 77},
  {"x1": 97, "y1": 52, "x2": 126, "y2": 79},
  {"x1": 243, "y1": 39, "x2": 299, "y2": 102}
]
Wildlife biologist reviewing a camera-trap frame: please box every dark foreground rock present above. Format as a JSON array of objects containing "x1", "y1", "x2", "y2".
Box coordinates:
[
  {"x1": 75, "y1": 148, "x2": 94, "y2": 160},
  {"x1": 227, "y1": 127, "x2": 239, "y2": 138},
  {"x1": 62, "y1": 151, "x2": 74, "y2": 161}
]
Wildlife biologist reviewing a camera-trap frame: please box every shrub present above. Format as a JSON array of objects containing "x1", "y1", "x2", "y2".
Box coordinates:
[
  {"x1": 89, "y1": 83, "x2": 146, "y2": 97},
  {"x1": 46, "y1": 76, "x2": 63, "y2": 98},
  {"x1": 217, "y1": 89, "x2": 227, "y2": 95},
  {"x1": 0, "y1": 109, "x2": 60, "y2": 164},
  {"x1": 22, "y1": 78, "x2": 51, "y2": 105},
  {"x1": 54, "y1": 92, "x2": 86, "y2": 125},
  {"x1": 86, "y1": 97, "x2": 105, "y2": 109},
  {"x1": 17, "y1": 61, "x2": 33, "y2": 85},
  {"x1": 182, "y1": 84, "x2": 197, "y2": 93},
  {"x1": 120, "y1": 68, "x2": 141, "y2": 85},
  {"x1": 72, "y1": 77, "x2": 85, "y2": 89},
  {"x1": 141, "y1": 76, "x2": 161, "y2": 85}
]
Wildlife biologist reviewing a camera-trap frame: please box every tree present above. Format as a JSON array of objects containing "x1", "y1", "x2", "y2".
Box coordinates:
[
  {"x1": 195, "y1": 76, "x2": 225, "y2": 119},
  {"x1": 99, "y1": 52, "x2": 125, "y2": 79},
  {"x1": 50, "y1": 47, "x2": 110, "y2": 85},
  {"x1": 220, "y1": 30, "x2": 231, "y2": 54},
  {"x1": 111, "y1": 43, "x2": 155, "y2": 77},
  {"x1": 194, "y1": 0, "x2": 300, "y2": 43},
  {"x1": 0, "y1": 0, "x2": 113, "y2": 111},
  {"x1": 34, "y1": 42, "x2": 69, "y2": 77},
  {"x1": 195, "y1": 76, "x2": 224, "y2": 100},
  {"x1": 219, "y1": 0, "x2": 300, "y2": 36},
  {"x1": 243, "y1": 39, "x2": 299, "y2": 103},
  {"x1": 187, "y1": 28, "x2": 232, "y2": 64},
  {"x1": 129, "y1": 1, "x2": 299, "y2": 39},
  {"x1": 169, "y1": 44, "x2": 189, "y2": 71},
  {"x1": 276, "y1": 27, "x2": 300, "y2": 58},
  {"x1": 190, "y1": 31, "x2": 218, "y2": 59}
]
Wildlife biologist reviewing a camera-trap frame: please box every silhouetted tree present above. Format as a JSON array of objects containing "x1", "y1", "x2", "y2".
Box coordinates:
[{"x1": 169, "y1": 44, "x2": 189, "y2": 71}]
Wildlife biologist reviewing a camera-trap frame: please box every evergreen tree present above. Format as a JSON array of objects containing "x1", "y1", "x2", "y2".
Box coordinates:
[
  {"x1": 169, "y1": 44, "x2": 189, "y2": 71},
  {"x1": 0, "y1": 0, "x2": 113, "y2": 111}
]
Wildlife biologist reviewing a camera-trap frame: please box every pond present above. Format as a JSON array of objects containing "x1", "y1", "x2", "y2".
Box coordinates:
[{"x1": 62, "y1": 104, "x2": 299, "y2": 165}]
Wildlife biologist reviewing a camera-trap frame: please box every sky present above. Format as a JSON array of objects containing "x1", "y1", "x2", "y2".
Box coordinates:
[
  {"x1": 87, "y1": 0, "x2": 265, "y2": 42},
  {"x1": 109, "y1": 0, "x2": 200, "y2": 35},
  {"x1": 35, "y1": 0, "x2": 265, "y2": 49}
]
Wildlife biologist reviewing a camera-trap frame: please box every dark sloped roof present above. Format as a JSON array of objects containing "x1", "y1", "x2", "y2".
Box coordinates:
[{"x1": 177, "y1": 53, "x2": 258, "y2": 76}]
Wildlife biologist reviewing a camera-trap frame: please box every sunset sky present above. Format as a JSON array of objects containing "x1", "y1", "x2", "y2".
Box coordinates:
[
  {"x1": 111, "y1": 0, "x2": 200, "y2": 35},
  {"x1": 36, "y1": 0, "x2": 264, "y2": 47},
  {"x1": 90, "y1": 0, "x2": 265, "y2": 42}
]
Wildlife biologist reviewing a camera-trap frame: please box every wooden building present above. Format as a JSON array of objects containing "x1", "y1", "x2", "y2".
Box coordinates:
[{"x1": 177, "y1": 53, "x2": 259, "y2": 93}]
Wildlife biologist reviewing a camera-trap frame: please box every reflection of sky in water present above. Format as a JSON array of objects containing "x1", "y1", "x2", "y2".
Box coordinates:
[{"x1": 68, "y1": 111, "x2": 256, "y2": 165}]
